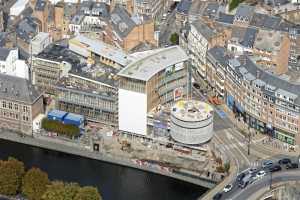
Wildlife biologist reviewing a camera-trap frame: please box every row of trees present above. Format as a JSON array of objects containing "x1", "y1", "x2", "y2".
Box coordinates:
[
  {"x1": 41, "y1": 118, "x2": 80, "y2": 138},
  {"x1": 0, "y1": 157, "x2": 102, "y2": 200}
]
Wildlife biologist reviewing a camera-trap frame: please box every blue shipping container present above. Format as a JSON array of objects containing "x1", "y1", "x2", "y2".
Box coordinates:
[
  {"x1": 63, "y1": 113, "x2": 84, "y2": 127},
  {"x1": 47, "y1": 110, "x2": 68, "y2": 122}
]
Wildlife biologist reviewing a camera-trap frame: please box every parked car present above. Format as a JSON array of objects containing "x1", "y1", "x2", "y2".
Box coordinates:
[
  {"x1": 286, "y1": 163, "x2": 298, "y2": 169},
  {"x1": 262, "y1": 160, "x2": 273, "y2": 169},
  {"x1": 269, "y1": 165, "x2": 282, "y2": 172},
  {"x1": 223, "y1": 184, "x2": 233, "y2": 193},
  {"x1": 256, "y1": 170, "x2": 266, "y2": 179},
  {"x1": 278, "y1": 158, "x2": 291, "y2": 165},
  {"x1": 212, "y1": 192, "x2": 222, "y2": 200}
]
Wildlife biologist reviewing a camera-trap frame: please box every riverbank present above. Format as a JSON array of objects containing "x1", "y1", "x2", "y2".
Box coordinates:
[{"x1": 0, "y1": 130, "x2": 216, "y2": 189}]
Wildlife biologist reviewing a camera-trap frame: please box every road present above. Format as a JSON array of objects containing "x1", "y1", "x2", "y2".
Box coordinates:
[
  {"x1": 158, "y1": 9, "x2": 177, "y2": 47},
  {"x1": 225, "y1": 169, "x2": 300, "y2": 200}
]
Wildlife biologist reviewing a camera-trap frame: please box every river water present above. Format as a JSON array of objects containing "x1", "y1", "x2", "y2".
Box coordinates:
[{"x1": 0, "y1": 139, "x2": 207, "y2": 200}]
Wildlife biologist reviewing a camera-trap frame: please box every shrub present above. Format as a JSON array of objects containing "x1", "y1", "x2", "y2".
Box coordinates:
[{"x1": 41, "y1": 118, "x2": 80, "y2": 138}]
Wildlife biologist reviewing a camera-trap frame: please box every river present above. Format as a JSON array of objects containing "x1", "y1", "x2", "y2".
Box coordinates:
[{"x1": 0, "y1": 139, "x2": 207, "y2": 200}]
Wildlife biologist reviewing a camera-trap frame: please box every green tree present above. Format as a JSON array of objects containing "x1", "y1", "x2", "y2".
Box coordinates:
[
  {"x1": 0, "y1": 158, "x2": 24, "y2": 195},
  {"x1": 41, "y1": 118, "x2": 80, "y2": 138},
  {"x1": 169, "y1": 33, "x2": 179, "y2": 45},
  {"x1": 42, "y1": 181, "x2": 80, "y2": 200},
  {"x1": 0, "y1": 160, "x2": 19, "y2": 195},
  {"x1": 7, "y1": 157, "x2": 25, "y2": 192},
  {"x1": 74, "y1": 186, "x2": 102, "y2": 200},
  {"x1": 229, "y1": 0, "x2": 245, "y2": 11},
  {"x1": 22, "y1": 168, "x2": 50, "y2": 200},
  {"x1": 224, "y1": 162, "x2": 231, "y2": 174}
]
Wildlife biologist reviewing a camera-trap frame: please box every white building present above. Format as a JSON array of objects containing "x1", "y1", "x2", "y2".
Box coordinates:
[
  {"x1": 30, "y1": 32, "x2": 52, "y2": 56},
  {"x1": 10, "y1": 0, "x2": 29, "y2": 16},
  {"x1": 118, "y1": 46, "x2": 189, "y2": 136},
  {"x1": 170, "y1": 100, "x2": 214, "y2": 144},
  {"x1": 0, "y1": 48, "x2": 29, "y2": 80},
  {"x1": 188, "y1": 20, "x2": 214, "y2": 78},
  {"x1": 32, "y1": 113, "x2": 45, "y2": 132}
]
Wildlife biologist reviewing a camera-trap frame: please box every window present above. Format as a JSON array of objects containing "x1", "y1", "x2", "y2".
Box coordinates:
[
  {"x1": 14, "y1": 104, "x2": 18, "y2": 110},
  {"x1": 8, "y1": 103, "x2": 12, "y2": 109},
  {"x1": 2, "y1": 101, "x2": 6, "y2": 108}
]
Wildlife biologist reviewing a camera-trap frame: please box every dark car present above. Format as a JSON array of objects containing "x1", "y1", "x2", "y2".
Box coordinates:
[
  {"x1": 212, "y1": 192, "x2": 222, "y2": 200},
  {"x1": 286, "y1": 163, "x2": 299, "y2": 169},
  {"x1": 193, "y1": 83, "x2": 200, "y2": 89},
  {"x1": 237, "y1": 173, "x2": 245, "y2": 183},
  {"x1": 262, "y1": 160, "x2": 274, "y2": 169},
  {"x1": 269, "y1": 165, "x2": 282, "y2": 172},
  {"x1": 278, "y1": 158, "x2": 291, "y2": 165}
]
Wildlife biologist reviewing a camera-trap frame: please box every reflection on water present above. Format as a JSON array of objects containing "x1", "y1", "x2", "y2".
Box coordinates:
[{"x1": 0, "y1": 139, "x2": 207, "y2": 200}]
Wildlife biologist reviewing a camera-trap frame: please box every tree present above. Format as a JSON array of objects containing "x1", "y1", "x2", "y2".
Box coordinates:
[
  {"x1": 169, "y1": 33, "x2": 179, "y2": 45},
  {"x1": 0, "y1": 157, "x2": 24, "y2": 195},
  {"x1": 0, "y1": 160, "x2": 19, "y2": 195},
  {"x1": 41, "y1": 118, "x2": 80, "y2": 138},
  {"x1": 74, "y1": 186, "x2": 102, "y2": 200},
  {"x1": 224, "y1": 162, "x2": 231, "y2": 174},
  {"x1": 22, "y1": 168, "x2": 50, "y2": 200},
  {"x1": 229, "y1": 0, "x2": 245, "y2": 11},
  {"x1": 42, "y1": 181, "x2": 80, "y2": 200},
  {"x1": 7, "y1": 157, "x2": 25, "y2": 192}
]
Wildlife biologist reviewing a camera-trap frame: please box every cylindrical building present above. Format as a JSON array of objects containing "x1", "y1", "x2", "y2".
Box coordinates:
[{"x1": 170, "y1": 100, "x2": 214, "y2": 144}]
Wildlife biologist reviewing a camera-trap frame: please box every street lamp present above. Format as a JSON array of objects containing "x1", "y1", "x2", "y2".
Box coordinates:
[
  {"x1": 247, "y1": 127, "x2": 251, "y2": 155},
  {"x1": 269, "y1": 171, "x2": 273, "y2": 190}
]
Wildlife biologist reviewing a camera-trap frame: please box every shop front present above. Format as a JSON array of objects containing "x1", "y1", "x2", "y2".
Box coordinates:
[{"x1": 275, "y1": 129, "x2": 295, "y2": 145}]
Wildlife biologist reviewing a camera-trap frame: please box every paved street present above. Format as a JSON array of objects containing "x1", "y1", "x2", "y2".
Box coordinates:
[
  {"x1": 226, "y1": 169, "x2": 300, "y2": 200},
  {"x1": 158, "y1": 9, "x2": 177, "y2": 47}
]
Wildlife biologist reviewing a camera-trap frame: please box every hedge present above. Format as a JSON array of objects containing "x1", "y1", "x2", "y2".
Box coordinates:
[{"x1": 41, "y1": 118, "x2": 80, "y2": 138}]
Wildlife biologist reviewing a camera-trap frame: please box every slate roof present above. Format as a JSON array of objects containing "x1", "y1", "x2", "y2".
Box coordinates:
[
  {"x1": 16, "y1": 16, "x2": 39, "y2": 42},
  {"x1": 216, "y1": 12, "x2": 234, "y2": 24},
  {"x1": 202, "y1": 2, "x2": 220, "y2": 19},
  {"x1": 110, "y1": 5, "x2": 136, "y2": 38},
  {"x1": 235, "y1": 4, "x2": 255, "y2": 19},
  {"x1": 35, "y1": 0, "x2": 47, "y2": 11},
  {"x1": 0, "y1": 47, "x2": 10, "y2": 61},
  {"x1": 0, "y1": 74, "x2": 42, "y2": 104},
  {"x1": 177, "y1": 0, "x2": 192, "y2": 15},
  {"x1": 191, "y1": 19, "x2": 216, "y2": 40},
  {"x1": 208, "y1": 46, "x2": 300, "y2": 104}
]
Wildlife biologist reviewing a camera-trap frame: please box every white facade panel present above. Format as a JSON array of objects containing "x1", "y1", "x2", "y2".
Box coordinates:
[{"x1": 118, "y1": 89, "x2": 147, "y2": 135}]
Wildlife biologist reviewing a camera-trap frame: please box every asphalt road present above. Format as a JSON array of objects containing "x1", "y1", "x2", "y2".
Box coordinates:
[
  {"x1": 224, "y1": 169, "x2": 300, "y2": 200},
  {"x1": 158, "y1": 9, "x2": 177, "y2": 46}
]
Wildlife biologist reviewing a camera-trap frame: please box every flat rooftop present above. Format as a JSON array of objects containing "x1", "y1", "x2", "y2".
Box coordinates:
[
  {"x1": 118, "y1": 46, "x2": 188, "y2": 81},
  {"x1": 36, "y1": 44, "x2": 81, "y2": 67},
  {"x1": 69, "y1": 63, "x2": 120, "y2": 88},
  {"x1": 31, "y1": 32, "x2": 49, "y2": 43},
  {"x1": 70, "y1": 35, "x2": 131, "y2": 66},
  {"x1": 171, "y1": 100, "x2": 213, "y2": 122}
]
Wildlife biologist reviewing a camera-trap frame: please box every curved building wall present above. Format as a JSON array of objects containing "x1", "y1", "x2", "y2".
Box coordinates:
[{"x1": 170, "y1": 113, "x2": 214, "y2": 144}]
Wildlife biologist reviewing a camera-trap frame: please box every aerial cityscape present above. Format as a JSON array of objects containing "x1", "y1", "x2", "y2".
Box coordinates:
[{"x1": 0, "y1": 0, "x2": 300, "y2": 199}]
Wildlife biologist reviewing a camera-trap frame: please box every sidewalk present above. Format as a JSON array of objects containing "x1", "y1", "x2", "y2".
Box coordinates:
[
  {"x1": 198, "y1": 159, "x2": 237, "y2": 200},
  {"x1": 221, "y1": 105, "x2": 300, "y2": 156}
]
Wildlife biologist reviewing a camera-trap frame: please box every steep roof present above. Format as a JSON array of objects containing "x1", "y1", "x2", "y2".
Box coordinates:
[
  {"x1": 110, "y1": 5, "x2": 136, "y2": 38},
  {"x1": 0, "y1": 74, "x2": 42, "y2": 103}
]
